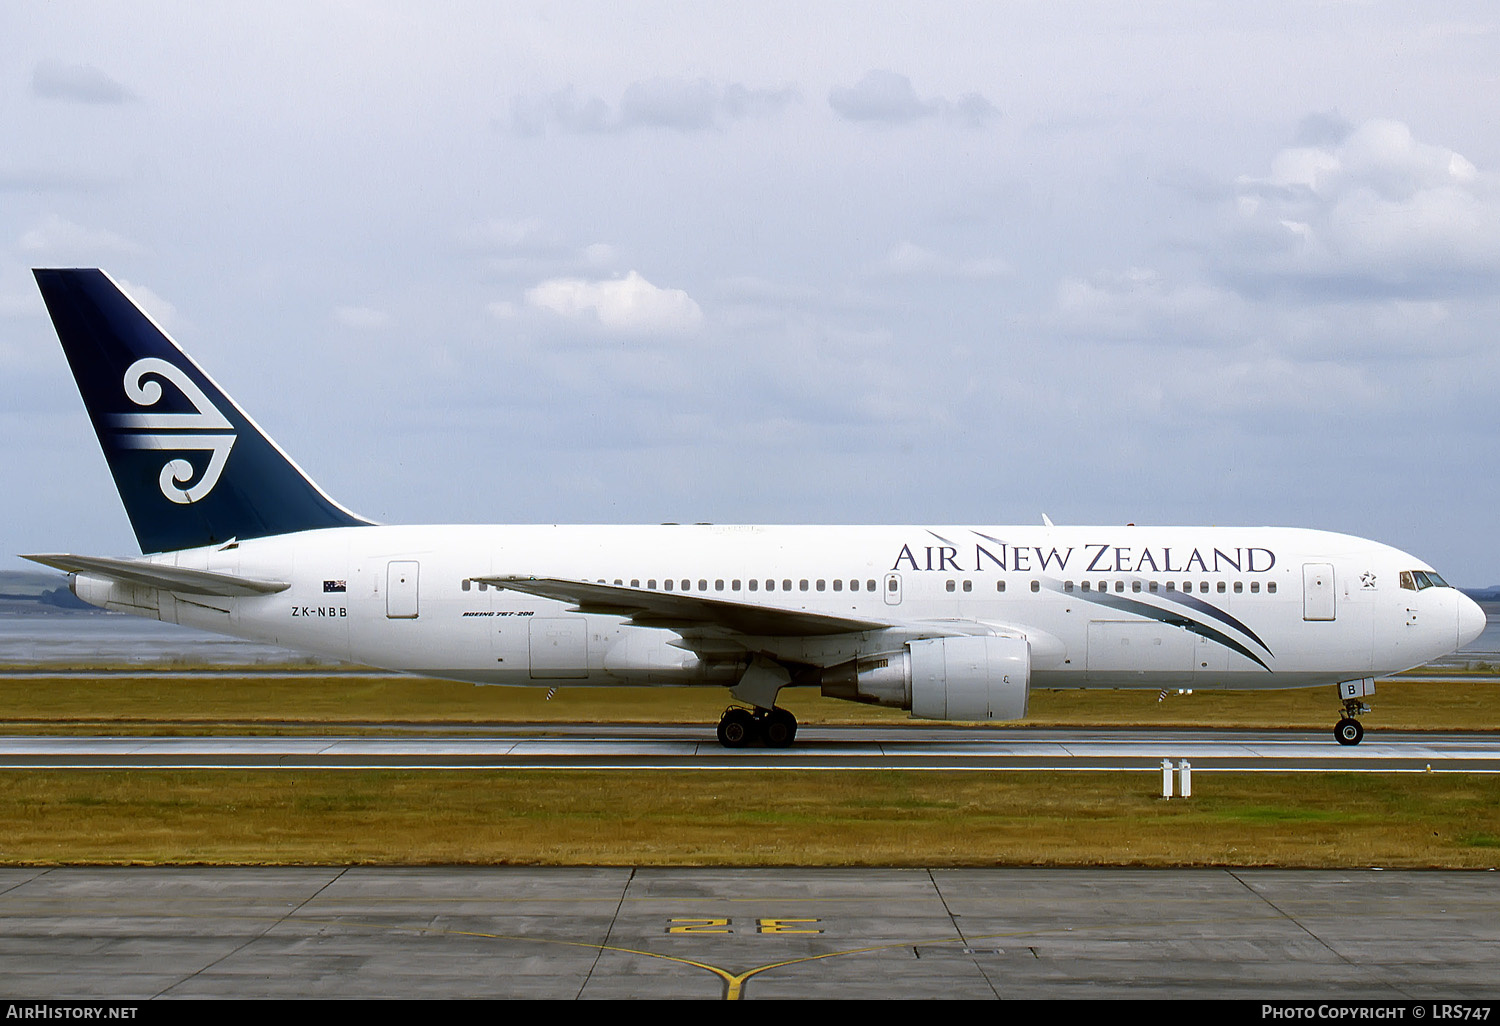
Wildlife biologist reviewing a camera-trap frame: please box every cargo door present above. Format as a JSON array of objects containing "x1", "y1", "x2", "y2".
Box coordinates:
[
  {"x1": 386, "y1": 561, "x2": 419, "y2": 619},
  {"x1": 529, "y1": 617, "x2": 589, "y2": 679},
  {"x1": 1303, "y1": 563, "x2": 1335, "y2": 621}
]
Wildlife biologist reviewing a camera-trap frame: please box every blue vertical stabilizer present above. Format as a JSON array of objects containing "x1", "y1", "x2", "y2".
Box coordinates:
[{"x1": 34, "y1": 269, "x2": 371, "y2": 553}]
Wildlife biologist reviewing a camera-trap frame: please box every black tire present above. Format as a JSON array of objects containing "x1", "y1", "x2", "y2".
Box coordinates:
[
  {"x1": 717, "y1": 708, "x2": 758, "y2": 748},
  {"x1": 1334, "y1": 717, "x2": 1364, "y2": 746},
  {"x1": 764, "y1": 708, "x2": 798, "y2": 748}
]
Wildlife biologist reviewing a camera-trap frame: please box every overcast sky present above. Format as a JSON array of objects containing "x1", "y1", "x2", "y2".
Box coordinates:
[{"x1": 3, "y1": 2, "x2": 1498, "y2": 583}]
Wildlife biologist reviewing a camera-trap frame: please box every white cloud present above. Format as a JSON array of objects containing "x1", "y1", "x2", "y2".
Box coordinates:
[
  {"x1": 333, "y1": 306, "x2": 391, "y2": 329},
  {"x1": 19, "y1": 215, "x2": 143, "y2": 256},
  {"x1": 113, "y1": 279, "x2": 178, "y2": 331},
  {"x1": 510, "y1": 77, "x2": 797, "y2": 135},
  {"x1": 581, "y1": 243, "x2": 617, "y2": 268},
  {"x1": 525, "y1": 271, "x2": 704, "y2": 335},
  {"x1": 31, "y1": 59, "x2": 133, "y2": 104},
  {"x1": 1178, "y1": 350, "x2": 1387, "y2": 416},
  {"x1": 1226, "y1": 119, "x2": 1500, "y2": 297},
  {"x1": 875, "y1": 242, "x2": 1012, "y2": 280},
  {"x1": 459, "y1": 218, "x2": 550, "y2": 251},
  {"x1": 828, "y1": 70, "x2": 998, "y2": 127},
  {"x1": 1053, "y1": 267, "x2": 1246, "y2": 345},
  {"x1": 618, "y1": 77, "x2": 797, "y2": 131},
  {"x1": 0, "y1": 294, "x2": 37, "y2": 319}
]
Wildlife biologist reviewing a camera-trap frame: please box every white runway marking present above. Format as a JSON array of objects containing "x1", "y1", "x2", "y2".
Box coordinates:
[{"x1": 2, "y1": 729, "x2": 1497, "y2": 771}]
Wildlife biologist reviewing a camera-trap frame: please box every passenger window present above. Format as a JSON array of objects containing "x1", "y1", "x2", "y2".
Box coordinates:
[
  {"x1": 997, "y1": 581, "x2": 1006, "y2": 593},
  {"x1": 946, "y1": 580, "x2": 956, "y2": 592},
  {"x1": 799, "y1": 580, "x2": 809, "y2": 591},
  {"x1": 631, "y1": 579, "x2": 640, "y2": 588},
  {"x1": 731, "y1": 580, "x2": 740, "y2": 591},
  {"x1": 816, "y1": 580, "x2": 825, "y2": 591},
  {"x1": 1115, "y1": 581, "x2": 1124, "y2": 593},
  {"x1": 1165, "y1": 582, "x2": 1175, "y2": 591},
  {"x1": 867, "y1": 580, "x2": 876, "y2": 591},
  {"x1": 478, "y1": 582, "x2": 487, "y2": 591},
  {"x1": 1079, "y1": 581, "x2": 1089, "y2": 591},
  {"x1": 748, "y1": 579, "x2": 758, "y2": 591},
  {"x1": 1132, "y1": 581, "x2": 1141, "y2": 593},
  {"x1": 1064, "y1": 581, "x2": 1074, "y2": 592},
  {"x1": 698, "y1": 579, "x2": 707, "y2": 591},
  {"x1": 963, "y1": 580, "x2": 972, "y2": 592},
  {"x1": 1149, "y1": 582, "x2": 1159, "y2": 593},
  {"x1": 461, "y1": 579, "x2": 471, "y2": 592},
  {"x1": 833, "y1": 580, "x2": 843, "y2": 592},
  {"x1": 783, "y1": 580, "x2": 793, "y2": 592},
  {"x1": 1234, "y1": 581, "x2": 1243, "y2": 593},
  {"x1": 1268, "y1": 582, "x2": 1277, "y2": 594},
  {"x1": 647, "y1": 579, "x2": 657, "y2": 589},
  {"x1": 1031, "y1": 580, "x2": 1040, "y2": 593},
  {"x1": 664, "y1": 580, "x2": 673, "y2": 591},
  {"x1": 1250, "y1": 582, "x2": 1260, "y2": 593},
  {"x1": 715, "y1": 580, "x2": 724, "y2": 591}
]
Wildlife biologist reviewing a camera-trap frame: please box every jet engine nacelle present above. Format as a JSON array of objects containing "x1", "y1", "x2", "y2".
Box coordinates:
[{"x1": 820, "y1": 635, "x2": 1031, "y2": 721}]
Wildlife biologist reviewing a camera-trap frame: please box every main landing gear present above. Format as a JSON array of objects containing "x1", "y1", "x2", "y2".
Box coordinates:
[{"x1": 716, "y1": 706, "x2": 798, "y2": 749}]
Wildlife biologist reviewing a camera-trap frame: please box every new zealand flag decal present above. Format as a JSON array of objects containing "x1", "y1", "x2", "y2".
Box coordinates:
[{"x1": 323, "y1": 580, "x2": 347, "y2": 593}]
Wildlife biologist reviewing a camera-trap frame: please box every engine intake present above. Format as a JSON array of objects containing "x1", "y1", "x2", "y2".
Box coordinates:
[{"x1": 821, "y1": 635, "x2": 1030, "y2": 721}]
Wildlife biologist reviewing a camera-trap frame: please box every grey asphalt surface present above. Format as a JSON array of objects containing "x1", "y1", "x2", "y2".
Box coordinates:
[
  {"x1": 1, "y1": 726, "x2": 1497, "y2": 771},
  {"x1": 2, "y1": 866, "x2": 1497, "y2": 1000}
]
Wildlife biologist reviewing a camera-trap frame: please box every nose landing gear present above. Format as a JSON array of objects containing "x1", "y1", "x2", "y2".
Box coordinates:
[
  {"x1": 1333, "y1": 679, "x2": 1375, "y2": 746},
  {"x1": 1334, "y1": 696, "x2": 1370, "y2": 746}
]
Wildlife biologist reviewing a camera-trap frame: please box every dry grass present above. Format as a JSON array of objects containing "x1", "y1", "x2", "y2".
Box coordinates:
[
  {"x1": 1, "y1": 770, "x2": 1497, "y2": 868},
  {"x1": 0, "y1": 672, "x2": 1496, "y2": 733},
  {"x1": 2, "y1": 669, "x2": 1496, "y2": 868}
]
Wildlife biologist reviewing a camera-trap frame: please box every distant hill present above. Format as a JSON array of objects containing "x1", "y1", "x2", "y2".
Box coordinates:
[
  {"x1": 0, "y1": 570, "x2": 95, "y2": 613},
  {"x1": 1464, "y1": 587, "x2": 1500, "y2": 603}
]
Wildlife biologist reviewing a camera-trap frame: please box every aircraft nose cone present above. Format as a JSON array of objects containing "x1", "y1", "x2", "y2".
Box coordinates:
[{"x1": 1458, "y1": 594, "x2": 1488, "y2": 650}]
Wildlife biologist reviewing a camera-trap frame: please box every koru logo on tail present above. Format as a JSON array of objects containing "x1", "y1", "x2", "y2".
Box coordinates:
[{"x1": 109, "y1": 358, "x2": 236, "y2": 504}]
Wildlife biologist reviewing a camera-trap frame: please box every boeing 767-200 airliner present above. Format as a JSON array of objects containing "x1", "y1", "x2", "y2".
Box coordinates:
[{"x1": 23, "y1": 269, "x2": 1487, "y2": 747}]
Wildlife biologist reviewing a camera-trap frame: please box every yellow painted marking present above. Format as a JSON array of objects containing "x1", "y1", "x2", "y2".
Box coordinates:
[
  {"x1": 757, "y1": 918, "x2": 822, "y2": 934},
  {"x1": 105, "y1": 903, "x2": 1232, "y2": 1000},
  {"x1": 667, "y1": 917, "x2": 731, "y2": 934}
]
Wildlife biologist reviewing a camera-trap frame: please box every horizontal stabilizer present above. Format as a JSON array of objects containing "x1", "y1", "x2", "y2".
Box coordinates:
[{"x1": 22, "y1": 553, "x2": 289, "y2": 597}]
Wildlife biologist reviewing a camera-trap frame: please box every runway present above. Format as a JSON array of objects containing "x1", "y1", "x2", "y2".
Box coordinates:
[
  {"x1": 3, "y1": 726, "x2": 1499, "y2": 772},
  {"x1": 3, "y1": 866, "x2": 1498, "y2": 1000}
]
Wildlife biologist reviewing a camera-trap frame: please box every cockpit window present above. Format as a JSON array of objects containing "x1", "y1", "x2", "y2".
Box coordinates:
[{"x1": 1403, "y1": 570, "x2": 1450, "y2": 591}]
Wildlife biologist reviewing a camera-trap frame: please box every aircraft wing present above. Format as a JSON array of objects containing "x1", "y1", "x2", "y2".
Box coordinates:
[
  {"x1": 476, "y1": 575, "x2": 891, "y2": 638},
  {"x1": 23, "y1": 553, "x2": 290, "y2": 597}
]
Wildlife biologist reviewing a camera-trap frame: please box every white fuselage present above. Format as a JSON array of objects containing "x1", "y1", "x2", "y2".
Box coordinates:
[{"x1": 72, "y1": 524, "x2": 1482, "y2": 693}]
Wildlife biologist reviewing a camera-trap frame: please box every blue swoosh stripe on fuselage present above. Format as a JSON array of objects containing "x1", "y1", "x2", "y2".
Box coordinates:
[{"x1": 1061, "y1": 587, "x2": 1274, "y2": 672}]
